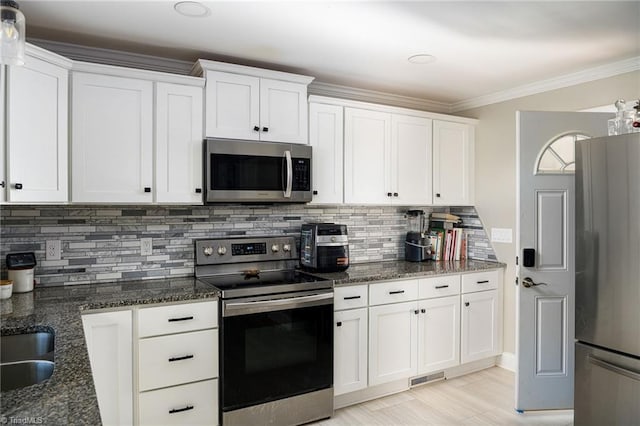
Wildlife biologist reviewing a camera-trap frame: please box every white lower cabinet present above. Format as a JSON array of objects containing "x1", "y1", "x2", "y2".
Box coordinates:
[
  {"x1": 334, "y1": 269, "x2": 502, "y2": 405},
  {"x1": 369, "y1": 301, "x2": 419, "y2": 386},
  {"x1": 334, "y1": 308, "x2": 368, "y2": 395},
  {"x1": 417, "y1": 295, "x2": 460, "y2": 374},
  {"x1": 138, "y1": 379, "x2": 218, "y2": 426},
  {"x1": 82, "y1": 310, "x2": 133, "y2": 426},
  {"x1": 461, "y1": 289, "x2": 500, "y2": 363},
  {"x1": 137, "y1": 300, "x2": 219, "y2": 426}
]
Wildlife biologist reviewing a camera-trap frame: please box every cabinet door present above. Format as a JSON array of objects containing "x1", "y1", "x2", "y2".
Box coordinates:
[
  {"x1": 334, "y1": 308, "x2": 368, "y2": 395},
  {"x1": 6, "y1": 55, "x2": 68, "y2": 203},
  {"x1": 461, "y1": 289, "x2": 500, "y2": 363},
  {"x1": 344, "y1": 108, "x2": 391, "y2": 204},
  {"x1": 204, "y1": 71, "x2": 259, "y2": 140},
  {"x1": 369, "y1": 301, "x2": 418, "y2": 386},
  {"x1": 82, "y1": 310, "x2": 133, "y2": 426},
  {"x1": 391, "y1": 114, "x2": 432, "y2": 205},
  {"x1": 0, "y1": 65, "x2": 6, "y2": 203},
  {"x1": 72, "y1": 73, "x2": 153, "y2": 203},
  {"x1": 418, "y1": 295, "x2": 460, "y2": 374},
  {"x1": 308, "y1": 103, "x2": 343, "y2": 204},
  {"x1": 155, "y1": 83, "x2": 204, "y2": 204},
  {"x1": 260, "y1": 78, "x2": 308, "y2": 144},
  {"x1": 433, "y1": 120, "x2": 473, "y2": 205}
]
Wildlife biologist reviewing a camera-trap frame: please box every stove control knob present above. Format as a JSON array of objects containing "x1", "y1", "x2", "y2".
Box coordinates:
[
  {"x1": 203, "y1": 246, "x2": 214, "y2": 256},
  {"x1": 271, "y1": 244, "x2": 280, "y2": 253},
  {"x1": 217, "y1": 246, "x2": 227, "y2": 256},
  {"x1": 283, "y1": 244, "x2": 291, "y2": 253}
]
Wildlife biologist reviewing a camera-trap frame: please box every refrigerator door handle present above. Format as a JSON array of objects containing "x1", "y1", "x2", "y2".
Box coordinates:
[{"x1": 588, "y1": 355, "x2": 640, "y2": 382}]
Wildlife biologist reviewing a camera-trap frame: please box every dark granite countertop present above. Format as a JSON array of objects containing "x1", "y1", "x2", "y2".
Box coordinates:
[
  {"x1": 311, "y1": 259, "x2": 505, "y2": 286},
  {"x1": 0, "y1": 278, "x2": 219, "y2": 425}
]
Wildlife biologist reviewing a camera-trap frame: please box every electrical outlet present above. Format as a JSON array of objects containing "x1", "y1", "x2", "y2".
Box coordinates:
[
  {"x1": 46, "y1": 240, "x2": 61, "y2": 261},
  {"x1": 141, "y1": 238, "x2": 153, "y2": 256}
]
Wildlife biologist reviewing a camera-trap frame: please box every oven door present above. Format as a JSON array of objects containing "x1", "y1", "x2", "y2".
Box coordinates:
[{"x1": 220, "y1": 290, "x2": 333, "y2": 413}]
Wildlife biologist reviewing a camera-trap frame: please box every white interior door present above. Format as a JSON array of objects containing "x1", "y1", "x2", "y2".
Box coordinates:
[{"x1": 516, "y1": 111, "x2": 610, "y2": 410}]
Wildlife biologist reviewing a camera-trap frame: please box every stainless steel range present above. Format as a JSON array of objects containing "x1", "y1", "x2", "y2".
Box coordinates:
[{"x1": 195, "y1": 236, "x2": 334, "y2": 426}]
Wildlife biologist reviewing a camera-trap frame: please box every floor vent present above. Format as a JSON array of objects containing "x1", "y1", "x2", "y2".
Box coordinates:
[{"x1": 410, "y1": 371, "x2": 445, "y2": 387}]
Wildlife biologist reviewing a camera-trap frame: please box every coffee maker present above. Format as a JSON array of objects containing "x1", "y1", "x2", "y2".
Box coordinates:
[{"x1": 404, "y1": 210, "x2": 431, "y2": 262}]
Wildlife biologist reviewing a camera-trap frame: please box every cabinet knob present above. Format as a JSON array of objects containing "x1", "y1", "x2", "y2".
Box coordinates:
[
  {"x1": 14, "y1": 183, "x2": 23, "y2": 190},
  {"x1": 421, "y1": 308, "x2": 426, "y2": 314},
  {"x1": 465, "y1": 302, "x2": 470, "y2": 307},
  {"x1": 414, "y1": 309, "x2": 419, "y2": 315},
  {"x1": 336, "y1": 321, "x2": 342, "y2": 327},
  {"x1": 393, "y1": 192, "x2": 398, "y2": 197},
  {"x1": 436, "y1": 193, "x2": 441, "y2": 198},
  {"x1": 253, "y1": 126, "x2": 260, "y2": 132},
  {"x1": 312, "y1": 190, "x2": 318, "y2": 195},
  {"x1": 262, "y1": 127, "x2": 269, "y2": 132},
  {"x1": 144, "y1": 187, "x2": 151, "y2": 193},
  {"x1": 195, "y1": 188, "x2": 202, "y2": 194},
  {"x1": 387, "y1": 192, "x2": 392, "y2": 197},
  {"x1": 0, "y1": 181, "x2": 5, "y2": 188}
]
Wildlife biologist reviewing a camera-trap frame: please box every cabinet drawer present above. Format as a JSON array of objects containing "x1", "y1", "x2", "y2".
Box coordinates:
[
  {"x1": 138, "y1": 300, "x2": 217, "y2": 337},
  {"x1": 334, "y1": 285, "x2": 368, "y2": 310},
  {"x1": 138, "y1": 329, "x2": 218, "y2": 391},
  {"x1": 461, "y1": 270, "x2": 499, "y2": 294},
  {"x1": 419, "y1": 275, "x2": 460, "y2": 299},
  {"x1": 369, "y1": 279, "x2": 418, "y2": 306},
  {"x1": 139, "y1": 379, "x2": 218, "y2": 426}
]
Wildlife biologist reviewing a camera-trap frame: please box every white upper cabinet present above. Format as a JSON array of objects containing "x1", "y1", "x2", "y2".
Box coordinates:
[
  {"x1": 194, "y1": 60, "x2": 313, "y2": 144},
  {"x1": 3, "y1": 46, "x2": 71, "y2": 203},
  {"x1": 72, "y1": 72, "x2": 154, "y2": 203},
  {"x1": 391, "y1": 114, "x2": 433, "y2": 205},
  {"x1": 155, "y1": 82, "x2": 204, "y2": 204},
  {"x1": 71, "y1": 63, "x2": 205, "y2": 204},
  {"x1": 308, "y1": 102, "x2": 344, "y2": 204},
  {"x1": 344, "y1": 107, "x2": 391, "y2": 204},
  {"x1": 203, "y1": 71, "x2": 260, "y2": 140},
  {"x1": 433, "y1": 120, "x2": 474, "y2": 205},
  {"x1": 315, "y1": 96, "x2": 476, "y2": 206}
]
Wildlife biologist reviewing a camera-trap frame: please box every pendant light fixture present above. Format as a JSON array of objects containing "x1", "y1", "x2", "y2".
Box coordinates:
[{"x1": 0, "y1": 0, "x2": 25, "y2": 66}]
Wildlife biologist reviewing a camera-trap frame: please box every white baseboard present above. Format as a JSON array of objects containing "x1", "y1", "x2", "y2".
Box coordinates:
[{"x1": 497, "y1": 352, "x2": 516, "y2": 372}]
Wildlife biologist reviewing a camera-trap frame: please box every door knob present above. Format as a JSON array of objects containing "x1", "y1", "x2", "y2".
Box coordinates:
[{"x1": 522, "y1": 277, "x2": 548, "y2": 288}]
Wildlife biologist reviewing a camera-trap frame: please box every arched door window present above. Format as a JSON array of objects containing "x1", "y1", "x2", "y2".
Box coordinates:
[{"x1": 535, "y1": 133, "x2": 590, "y2": 175}]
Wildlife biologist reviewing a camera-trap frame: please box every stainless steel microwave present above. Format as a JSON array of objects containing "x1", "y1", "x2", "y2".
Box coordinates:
[{"x1": 204, "y1": 138, "x2": 312, "y2": 203}]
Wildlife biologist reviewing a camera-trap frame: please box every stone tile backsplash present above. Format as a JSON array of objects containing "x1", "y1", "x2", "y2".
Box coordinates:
[{"x1": 0, "y1": 204, "x2": 497, "y2": 287}]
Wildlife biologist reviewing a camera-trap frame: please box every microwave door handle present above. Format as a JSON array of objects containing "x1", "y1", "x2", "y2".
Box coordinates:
[{"x1": 283, "y1": 150, "x2": 293, "y2": 198}]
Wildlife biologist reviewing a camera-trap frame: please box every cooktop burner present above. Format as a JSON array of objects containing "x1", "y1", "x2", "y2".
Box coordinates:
[{"x1": 194, "y1": 236, "x2": 333, "y2": 299}]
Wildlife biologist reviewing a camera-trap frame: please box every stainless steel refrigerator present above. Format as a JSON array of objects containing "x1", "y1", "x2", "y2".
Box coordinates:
[{"x1": 575, "y1": 133, "x2": 640, "y2": 425}]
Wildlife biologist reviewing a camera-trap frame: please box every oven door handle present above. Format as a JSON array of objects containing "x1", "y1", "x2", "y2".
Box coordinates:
[{"x1": 224, "y1": 292, "x2": 333, "y2": 317}]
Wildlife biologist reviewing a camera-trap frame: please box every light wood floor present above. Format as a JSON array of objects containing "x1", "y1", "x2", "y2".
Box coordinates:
[{"x1": 318, "y1": 367, "x2": 574, "y2": 425}]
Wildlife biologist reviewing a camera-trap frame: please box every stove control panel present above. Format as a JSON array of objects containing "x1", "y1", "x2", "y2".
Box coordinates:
[{"x1": 195, "y1": 236, "x2": 298, "y2": 266}]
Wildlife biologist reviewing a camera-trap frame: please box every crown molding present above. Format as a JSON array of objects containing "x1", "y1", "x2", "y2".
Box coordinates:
[
  {"x1": 309, "y1": 81, "x2": 452, "y2": 114},
  {"x1": 28, "y1": 38, "x2": 639, "y2": 114},
  {"x1": 28, "y1": 38, "x2": 194, "y2": 75},
  {"x1": 451, "y1": 56, "x2": 640, "y2": 112},
  {"x1": 26, "y1": 43, "x2": 73, "y2": 68}
]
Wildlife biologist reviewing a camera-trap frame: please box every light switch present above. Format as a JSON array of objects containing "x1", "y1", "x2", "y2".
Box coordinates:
[{"x1": 491, "y1": 228, "x2": 512, "y2": 243}]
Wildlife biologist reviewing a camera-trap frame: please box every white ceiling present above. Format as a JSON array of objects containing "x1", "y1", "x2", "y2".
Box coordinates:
[{"x1": 20, "y1": 1, "x2": 640, "y2": 108}]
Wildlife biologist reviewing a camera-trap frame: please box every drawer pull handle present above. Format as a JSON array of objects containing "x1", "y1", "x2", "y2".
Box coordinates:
[
  {"x1": 168, "y1": 316, "x2": 194, "y2": 322},
  {"x1": 476, "y1": 280, "x2": 489, "y2": 284},
  {"x1": 169, "y1": 405, "x2": 194, "y2": 414},
  {"x1": 389, "y1": 290, "x2": 405, "y2": 295},
  {"x1": 343, "y1": 295, "x2": 361, "y2": 300},
  {"x1": 435, "y1": 285, "x2": 449, "y2": 289},
  {"x1": 168, "y1": 354, "x2": 194, "y2": 362}
]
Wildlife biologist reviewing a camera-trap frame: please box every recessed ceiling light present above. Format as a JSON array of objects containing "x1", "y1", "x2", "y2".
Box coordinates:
[
  {"x1": 174, "y1": 1, "x2": 211, "y2": 18},
  {"x1": 408, "y1": 54, "x2": 436, "y2": 65}
]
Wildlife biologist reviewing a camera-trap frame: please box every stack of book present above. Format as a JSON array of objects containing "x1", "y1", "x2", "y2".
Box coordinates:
[{"x1": 427, "y1": 213, "x2": 466, "y2": 261}]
